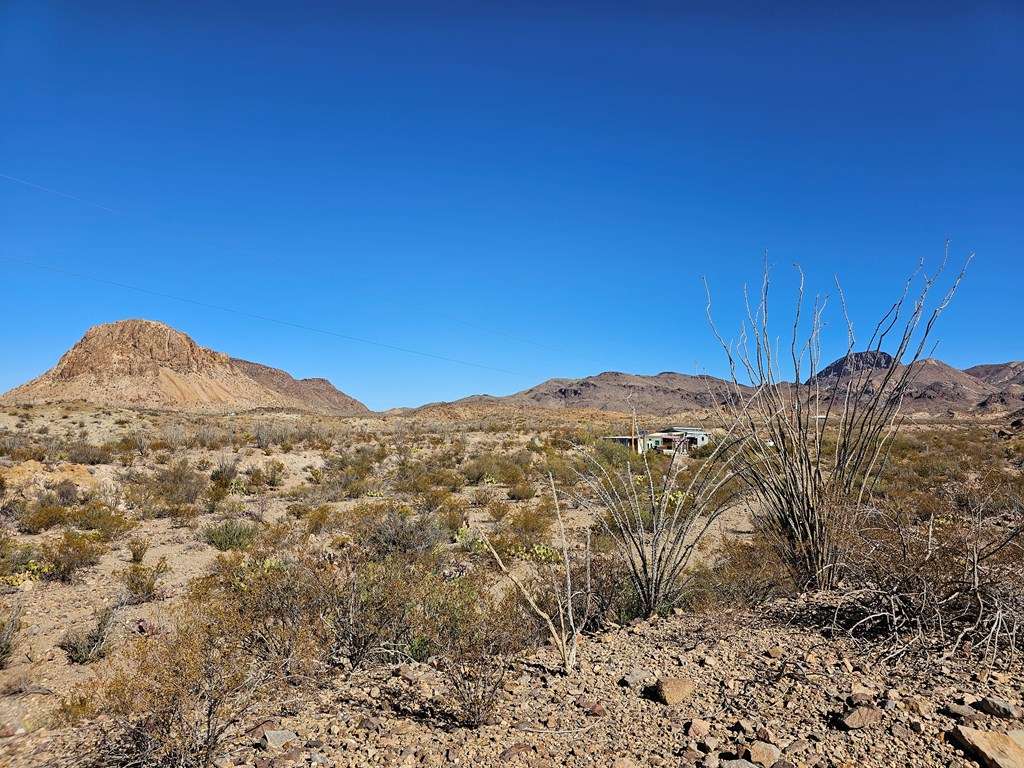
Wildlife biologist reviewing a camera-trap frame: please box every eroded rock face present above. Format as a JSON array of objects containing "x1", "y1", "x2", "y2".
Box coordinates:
[
  {"x1": 0, "y1": 319, "x2": 369, "y2": 413},
  {"x1": 53, "y1": 319, "x2": 230, "y2": 380}
]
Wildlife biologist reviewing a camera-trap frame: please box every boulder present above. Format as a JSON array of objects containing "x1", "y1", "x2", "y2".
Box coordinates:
[{"x1": 950, "y1": 725, "x2": 1024, "y2": 768}]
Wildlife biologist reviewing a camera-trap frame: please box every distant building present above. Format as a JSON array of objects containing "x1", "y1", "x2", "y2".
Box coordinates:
[{"x1": 602, "y1": 426, "x2": 711, "y2": 455}]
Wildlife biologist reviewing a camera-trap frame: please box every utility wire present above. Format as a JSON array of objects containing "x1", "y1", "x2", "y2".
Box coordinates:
[
  {"x1": 0, "y1": 172, "x2": 604, "y2": 365},
  {"x1": 0, "y1": 255, "x2": 544, "y2": 381}
]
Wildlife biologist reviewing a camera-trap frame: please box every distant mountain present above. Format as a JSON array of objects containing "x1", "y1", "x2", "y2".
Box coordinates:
[
  {"x1": 445, "y1": 371, "x2": 749, "y2": 417},
  {"x1": 964, "y1": 361, "x2": 1024, "y2": 389},
  {"x1": 0, "y1": 319, "x2": 369, "y2": 414},
  {"x1": 438, "y1": 355, "x2": 1024, "y2": 418}
]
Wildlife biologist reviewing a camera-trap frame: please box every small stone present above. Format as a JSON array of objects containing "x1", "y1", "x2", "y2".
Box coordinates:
[
  {"x1": 838, "y1": 705, "x2": 883, "y2": 730},
  {"x1": 746, "y1": 741, "x2": 780, "y2": 767},
  {"x1": 975, "y1": 697, "x2": 1023, "y2": 720},
  {"x1": 687, "y1": 719, "x2": 712, "y2": 740},
  {"x1": 910, "y1": 720, "x2": 925, "y2": 734},
  {"x1": 731, "y1": 719, "x2": 757, "y2": 735},
  {"x1": 620, "y1": 669, "x2": 655, "y2": 687},
  {"x1": 499, "y1": 743, "x2": 531, "y2": 762},
  {"x1": 718, "y1": 760, "x2": 758, "y2": 768},
  {"x1": 260, "y1": 730, "x2": 298, "y2": 751},
  {"x1": 652, "y1": 677, "x2": 696, "y2": 705},
  {"x1": 946, "y1": 703, "x2": 984, "y2": 723}
]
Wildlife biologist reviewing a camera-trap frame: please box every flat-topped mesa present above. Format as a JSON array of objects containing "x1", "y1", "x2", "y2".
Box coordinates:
[{"x1": 52, "y1": 319, "x2": 231, "y2": 381}]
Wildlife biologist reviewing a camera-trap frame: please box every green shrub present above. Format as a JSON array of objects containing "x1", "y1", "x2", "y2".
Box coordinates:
[
  {"x1": 59, "y1": 607, "x2": 117, "y2": 664},
  {"x1": 204, "y1": 521, "x2": 259, "y2": 552},
  {"x1": 42, "y1": 531, "x2": 107, "y2": 583},
  {"x1": 127, "y1": 536, "x2": 151, "y2": 563},
  {"x1": 0, "y1": 602, "x2": 22, "y2": 669},
  {"x1": 120, "y1": 557, "x2": 169, "y2": 605},
  {"x1": 18, "y1": 505, "x2": 68, "y2": 534}
]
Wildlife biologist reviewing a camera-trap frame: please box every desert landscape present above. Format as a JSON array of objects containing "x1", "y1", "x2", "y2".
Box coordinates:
[
  {"x1": 3, "y1": 5, "x2": 1021, "y2": 767},
  {"x1": 0, "y1": 317, "x2": 1021, "y2": 768}
]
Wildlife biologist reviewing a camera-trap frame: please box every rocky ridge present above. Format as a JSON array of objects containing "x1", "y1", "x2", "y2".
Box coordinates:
[{"x1": 0, "y1": 320, "x2": 368, "y2": 415}]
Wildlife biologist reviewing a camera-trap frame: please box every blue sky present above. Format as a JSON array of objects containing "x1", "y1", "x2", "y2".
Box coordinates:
[{"x1": 1, "y1": 1, "x2": 1021, "y2": 410}]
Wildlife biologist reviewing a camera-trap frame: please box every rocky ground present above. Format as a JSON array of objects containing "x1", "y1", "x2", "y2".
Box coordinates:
[{"x1": 3, "y1": 601, "x2": 1022, "y2": 768}]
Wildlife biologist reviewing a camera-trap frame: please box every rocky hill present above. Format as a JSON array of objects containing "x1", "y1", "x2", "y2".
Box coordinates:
[
  {"x1": 0, "y1": 319, "x2": 368, "y2": 414},
  {"x1": 230, "y1": 358, "x2": 369, "y2": 414},
  {"x1": 449, "y1": 372, "x2": 750, "y2": 417},
  {"x1": 448, "y1": 356, "x2": 1024, "y2": 418}
]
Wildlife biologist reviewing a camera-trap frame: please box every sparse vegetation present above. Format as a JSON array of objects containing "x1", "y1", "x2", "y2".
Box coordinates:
[
  {"x1": 0, "y1": 601, "x2": 23, "y2": 669},
  {"x1": 203, "y1": 520, "x2": 259, "y2": 551},
  {"x1": 59, "y1": 606, "x2": 117, "y2": 664}
]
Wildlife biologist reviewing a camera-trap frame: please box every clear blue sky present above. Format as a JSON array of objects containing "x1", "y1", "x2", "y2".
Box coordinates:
[{"x1": 1, "y1": 1, "x2": 1021, "y2": 410}]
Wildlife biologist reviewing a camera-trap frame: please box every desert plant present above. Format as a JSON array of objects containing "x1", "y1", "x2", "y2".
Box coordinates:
[
  {"x1": 419, "y1": 577, "x2": 529, "y2": 725},
  {"x1": 203, "y1": 521, "x2": 259, "y2": 551},
  {"x1": 484, "y1": 479, "x2": 593, "y2": 673},
  {"x1": 127, "y1": 535, "x2": 151, "y2": 563},
  {"x1": 706, "y1": 253, "x2": 969, "y2": 589},
  {"x1": 120, "y1": 557, "x2": 169, "y2": 604},
  {"x1": 507, "y1": 481, "x2": 536, "y2": 501},
  {"x1": 18, "y1": 504, "x2": 68, "y2": 534},
  {"x1": 74, "y1": 502, "x2": 137, "y2": 541},
  {"x1": 42, "y1": 530, "x2": 107, "y2": 583},
  {"x1": 94, "y1": 598, "x2": 275, "y2": 768},
  {"x1": 837, "y1": 481, "x2": 1023, "y2": 662},
  {"x1": 59, "y1": 606, "x2": 117, "y2": 664},
  {"x1": 0, "y1": 601, "x2": 23, "y2": 669},
  {"x1": 573, "y1": 417, "x2": 750, "y2": 617}
]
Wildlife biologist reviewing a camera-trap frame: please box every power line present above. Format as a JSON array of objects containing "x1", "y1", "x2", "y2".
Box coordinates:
[
  {"x1": 0, "y1": 172, "x2": 605, "y2": 365},
  {"x1": 0, "y1": 255, "x2": 545, "y2": 381}
]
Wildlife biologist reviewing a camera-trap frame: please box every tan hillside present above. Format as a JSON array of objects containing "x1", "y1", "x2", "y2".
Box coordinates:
[
  {"x1": 0, "y1": 319, "x2": 368, "y2": 414},
  {"x1": 452, "y1": 371, "x2": 749, "y2": 416},
  {"x1": 230, "y1": 358, "x2": 370, "y2": 415}
]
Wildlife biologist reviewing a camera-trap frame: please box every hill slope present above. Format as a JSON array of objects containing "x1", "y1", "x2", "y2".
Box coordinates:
[{"x1": 0, "y1": 319, "x2": 368, "y2": 414}]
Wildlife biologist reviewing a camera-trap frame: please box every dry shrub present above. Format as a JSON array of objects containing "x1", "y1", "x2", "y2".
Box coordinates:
[
  {"x1": 0, "y1": 601, "x2": 22, "y2": 669},
  {"x1": 418, "y1": 578, "x2": 531, "y2": 725},
  {"x1": 345, "y1": 499, "x2": 446, "y2": 558},
  {"x1": 18, "y1": 504, "x2": 68, "y2": 534},
  {"x1": 127, "y1": 536, "x2": 151, "y2": 563},
  {"x1": 73, "y1": 502, "x2": 137, "y2": 541},
  {"x1": 120, "y1": 557, "x2": 169, "y2": 605},
  {"x1": 307, "y1": 553, "x2": 429, "y2": 669},
  {"x1": 66, "y1": 441, "x2": 114, "y2": 465},
  {"x1": 94, "y1": 598, "x2": 274, "y2": 768},
  {"x1": 59, "y1": 607, "x2": 117, "y2": 664},
  {"x1": 683, "y1": 534, "x2": 790, "y2": 613},
  {"x1": 42, "y1": 530, "x2": 107, "y2": 583},
  {"x1": 837, "y1": 481, "x2": 1023, "y2": 662},
  {"x1": 506, "y1": 481, "x2": 536, "y2": 501}
]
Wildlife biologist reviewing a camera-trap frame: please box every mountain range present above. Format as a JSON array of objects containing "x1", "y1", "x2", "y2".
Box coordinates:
[{"x1": 2, "y1": 319, "x2": 1022, "y2": 418}]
